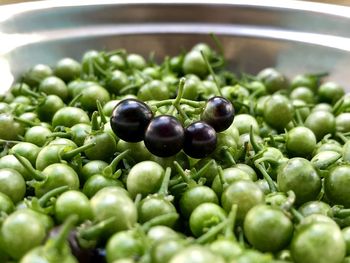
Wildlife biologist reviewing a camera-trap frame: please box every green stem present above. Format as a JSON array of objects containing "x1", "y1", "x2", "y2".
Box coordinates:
[
  {"x1": 103, "y1": 150, "x2": 131, "y2": 175},
  {"x1": 267, "y1": 134, "x2": 277, "y2": 147},
  {"x1": 120, "y1": 51, "x2": 130, "y2": 70},
  {"x1": 91, "y1": 111, "x2": 100, "y2": 131},
  {"x1": 171, "y1": 83, "x2": 188, "y2": 119},
  {"x1": 119, "y1": 83, "x2": 140, "y2": 94},
  {"x1": 293, "y1": 104, "x2": 314, "y2": 109},
  {"x1": 141, "y1": 212, "x2": 179, "y2": 232},
  {"x1": 281, "y1": 191, "x2": 296, "y2": 211},
  {"x1": 317, "y1": 183, "x2": 325, "y2": 200},
  {"x1": 290, "y1": 208, "x2": 304, "y2": 223},
  {"x1": 96, "y1": 100, "x2": 107, "y2": 124},
  {"x1": 0, "y1": 139, "x2": 22, "y2": 144},
  {"x1": 295, "y1": 109, "x2": 304, "y2": 126},
  {"x1": 184, "y1": 107, "x2": 202, "y2": 115},
  {"x1": 234, "y1": 144, "x2": 246, "y2": 162},
  {"x1": 169, "y1": 182, "x2": 188, "y2": 196},
  {"x1": 336, "y1": 132, "x2": 348, "y2": 143},
  {"x1": 0, "y1": 145, "x2": 9, "y2": 158},
  {"x1": 13, "y1": 116, "x2": 38, "y2": 127},
  {"x1": 111, "y1": 169, "x2": 122, "y2": 180},
  {"x1": 173, "y1": 78, "x2": 185, "y2": 107},
  {"x1": 173, "y1": 161, "x2": 191, "y2": 184},
  {"x1": 169, "y1": 175, "x2": 182, "y2": 187},
  {"x1": 68, "y1": 92, "x2": 83, "y2": 107},
  {"x1": 47, "y1": 132, "x2": 72, "y2": 139},
  {"x1": 225, "y1": 204, "x2": 237, "y2": 240},
  {"x1": 61, "y1": 142, "x2": 96, "y2": 160},
  {"x1": 238, "y1": 227, "x2": 245, "y2": 248},
  {"x1": 165, "y1": 104, "x2": 176, "y2": 116},
  {"x1": 79, "y1": 216, "x2": 117, "y2": 241},
  {"x1": 233, "y1": 100, "x2": 250, "y2": 110},
  {"x1": 93, "y1": 61, "x2": 108, "y2": 77},
  {"x1": 255, "y1": 162, "x2": 277, "y2": 193},
  {"x1": 105, "y1": 49, "x2": 126, "y2": 57},
  {"x1": 192, "y1": 159, "x2": 216, "y2": 181},
  {"x1": 218, "y1": 166, "x2": 227, "y2": 190},
  {"x1": 52, "y1": 215, "x2": 78, "y2": 251},
  {"x1": 223, "y1": 148, "x2": 236, "y2": 166},
  {"x1": 333, "y1": 97, "x2": 344, "y2": 116},
  {"x1": 19, "y1": 85, "x2": 41, "y2": 98},
  {"x1": 313, "y1": 152, "x2": 341, "y2": 170},
  {"x1": 255, "y1": 156, "x2": 280, "y2": 166},
  {"x1": 210, "y1": 57, "x2": 225, "y2": 69},
  {"x1": 200, "y1": 50, "x2": 223, "y2": 96},
  {"x1": 38, "y1": 186, "x2": 69, "y2": 207},
  {"x1": 181, "y1": 99, "x2": 206, "y2": 108},
  {"x1": 333, "y1": 208, "x2": 350, "y2": 219},
  {"x1": 252, "y1": 149, "x2": 266, "y2": 161},
  {"x1": 158, "y1": 167, "x2": 171, "y2": 196},
  {"x1": 134, "y1": 69, "x2": 151, "y2": 82},
  {"x1": 88, "y1": 59, "x2": 94, "y2": 78},
  {"x1": 175, "y1": 105, "x2": 188, "y2": 121},
  {"x1": 210, "y1": 32, "x2": 225, "y2": 58},
  {"x1": 134, "y1": 193, "x2": 142, "y2": 207},
  {"x1": 249, "y1": 87, "x2": 265, "y2": 99},
  {"x1": 122, "y1": 158, "x2": 132, "y2": 172},
  {"x1": 13, "y1": 153, "x2": 45, "y2": 181},
  {"x1": 163, "y1": 56, "x2": 171, "y2": 74},
  {"x1": 307, "y1": 72, "x2": 329, "y2": 79},
  {"x1": 197, "y1": 177, "x2": 207, "y2": 186},
  {"x1": 149, "y1": 98, "x2": 205, "y2": 109},
  {"x1": 196, "y1": 219, "x2": 227, "y2": 244}
]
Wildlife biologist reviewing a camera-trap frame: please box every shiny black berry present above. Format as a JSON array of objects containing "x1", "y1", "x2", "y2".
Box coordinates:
[
  {"x1": 201, "y1": 96, "x2": 235, "y2": 132},
  {"x1": 183, "y1": 121, "x2": 217, "y2": 159},
  {"x1": 144, "y1": 115, "x2": 185, "y2": 157},
  {"x1": 110, "y1": 99, "x2": 153, "y2": 142}
]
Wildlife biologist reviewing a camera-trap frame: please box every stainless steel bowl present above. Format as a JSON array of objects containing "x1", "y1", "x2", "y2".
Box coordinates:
[{"x1": 1, "y1": 0, "x2": 350, "y2": 93}]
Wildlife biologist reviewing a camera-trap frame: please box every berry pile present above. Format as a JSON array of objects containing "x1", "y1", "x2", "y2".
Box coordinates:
[{"x1": 1, "y1": 41, "x2": 350, "y2": 263}]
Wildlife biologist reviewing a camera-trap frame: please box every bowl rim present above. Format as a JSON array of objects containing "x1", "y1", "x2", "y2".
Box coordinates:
[
  {"x1": 1, "y1": 0, "x2": 350, "y2": 93},
  {"x1": 1, "y1": 0, "x2": 350, "y2": 22}
]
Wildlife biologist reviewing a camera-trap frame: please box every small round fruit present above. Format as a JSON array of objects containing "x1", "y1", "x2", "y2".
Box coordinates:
[
  {"x1": 183, "y1": 121, "x2": 217, "y2": 159},
  {"x1": 110, "y1": 99, "x2": 153, "y2": 142},
  {"x1": 144, "y1": 115, "x2": 184, "y2": 157},
  {"x1": 201, "y1": 96, "x2": 235, "y2": 132}
]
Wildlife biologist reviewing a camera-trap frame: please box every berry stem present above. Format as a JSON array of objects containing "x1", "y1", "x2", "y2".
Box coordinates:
[
  {"x1": 96, "y1": 100, "x2": 107, "y2": 124},
  {"x1": 38, "y1": 186, "x2": 69, "y2": 207},
  {"x1": 68, "y1": 92, "x2": 83, "y2": 107},
  {"x1": 102, "y1": 149, "x2": 131, "y2": 176},
  {"x1": 148, "y1": 98, "x2": 205, "y2": 109},
  {"x1": 196, "y1": 219, "x2": 227, "y2": 244},
  {"x1": 200, "y1": 50, "x2": 223, "y2": 97},
  {"x1": 158, "y1": 167, "x2": 171, "y2": 196},
  {"x1": 13, "y1": 152, "x2": 46, "y2": 181},
  {"x1": 141, "y1": 212, "x2": 179, "y2": 232},
  {"x1": 225, "y1": 204, "x2": 238, "y2": 240},
  {"x1": 255, "y1": 162, "x2": 277, "y2": 193}
]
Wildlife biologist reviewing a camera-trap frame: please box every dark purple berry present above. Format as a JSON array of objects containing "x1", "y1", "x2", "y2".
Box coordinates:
[
  {"x1": 144, "y1": 115, "x2": 184, "y2": 157},
  {"x1": 201, "y1": 96, "x2": 234, "y2": 132},
  {"x1": 184, "y1": 121, "x2": 217, "y2": 159},
  {"x1": 110, "y1": 99, "x2": 153, "y2": 142}
]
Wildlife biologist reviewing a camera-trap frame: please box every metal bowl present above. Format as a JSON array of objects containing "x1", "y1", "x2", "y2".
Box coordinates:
[{"x1": 1, "y1": 0, "x2": 350, "y2": 93}]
